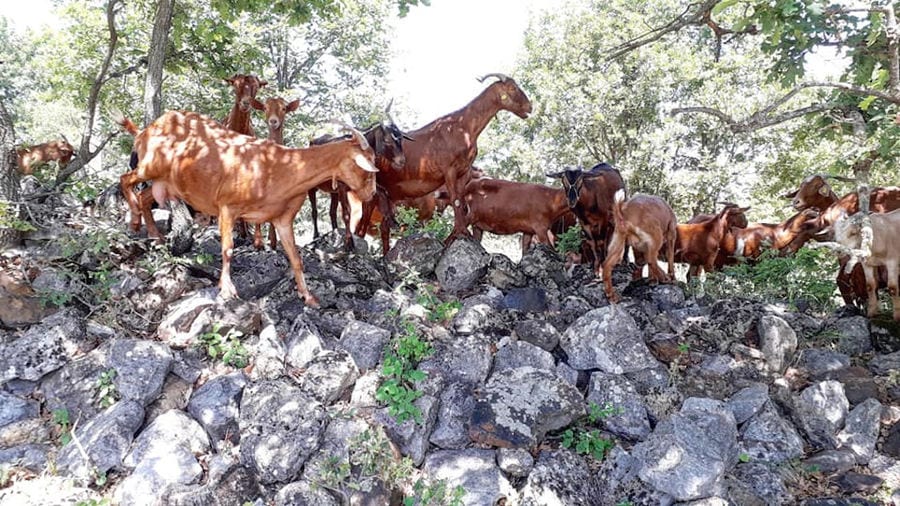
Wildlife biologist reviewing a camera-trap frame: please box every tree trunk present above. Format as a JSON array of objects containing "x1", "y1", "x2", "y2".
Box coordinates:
[
  {"x1": 143, "y1": 0, "x2": 175, "y2": 126},
  {"x1": 0, "y1": 96, "x2": 21, "y2": 249}
]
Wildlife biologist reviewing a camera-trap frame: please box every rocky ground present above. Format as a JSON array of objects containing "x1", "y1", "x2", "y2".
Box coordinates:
[{"x1": 1, "y1": 206, "x2": 899, "y2": 506}]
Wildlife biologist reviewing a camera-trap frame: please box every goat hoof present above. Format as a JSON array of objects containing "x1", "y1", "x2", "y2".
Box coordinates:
[{"x1": 304, "y1": 294, "x2": 320, "y2": 308}]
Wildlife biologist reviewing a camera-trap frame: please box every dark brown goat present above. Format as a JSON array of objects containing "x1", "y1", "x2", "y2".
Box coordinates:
[
  {"x1": 676, "y1": 205, "x2": 750, "y2": 280},
  {"x1": 464, "y1": 178, "x2": 570, "y2": 248}
]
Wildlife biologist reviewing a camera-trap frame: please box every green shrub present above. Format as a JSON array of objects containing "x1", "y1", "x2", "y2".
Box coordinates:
[
  {"x1": 555, "y1": 224, "x2": 583, "y2": 255},
  {"x1": 376, "y1": 319, "x2": 434, "y2": 424}
]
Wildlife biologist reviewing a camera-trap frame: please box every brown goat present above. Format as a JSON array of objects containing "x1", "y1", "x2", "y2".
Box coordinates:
[
  {"x1": 833, "y1": 209, "x2": 900, "y2": 320},
  {"x1": 717, "y1": 208, "x2": 820, "y2": 268},
  {"x1": 603, "y1": 190, "x2": 677, "y2": 303},
  {"x1": 676, "y1": 205, "x2": 750, "y2": 279},
  {"x1": 118, "y1": 111, "x2": 377, "y2": 306},
  {"x1": 464, "y1": 178, "x2": 570, "y2": 248},
  {"x1": 16, "y1": 138, "x2": 76, "y2": 175},
  {"x1": 364, "y1": 74, "x2": 532, "y2": 249}
]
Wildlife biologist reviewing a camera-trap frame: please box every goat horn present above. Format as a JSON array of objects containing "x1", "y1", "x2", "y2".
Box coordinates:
[
  {"x1": 716, "y1": 201, "x2": 738, "y2": 208},
  {"x1": 385, "y1": 99, "x2": 399, "y2": 126},
  {"x1": 476, "y1": 73, "x2": 510, "y2": 83},
  {"x1": 824, "y1": 174, "x2": 855, "y2": 182},
  {"x1": 330, "y1": 119, "x2": 372, "y2": 153}
]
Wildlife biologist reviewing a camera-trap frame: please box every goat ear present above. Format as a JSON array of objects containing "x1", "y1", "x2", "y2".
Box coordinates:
[
  {"x1": 545, "y1": 170, "x2": 565, "y2": 179},
  {"x1": 818, "y1": 185, "x2": 830, "y2": 197},
  {"x1": 782, "y1": 190, "x2": 798, "y2": 199},
  {"x1": 249, "y1": 98, "x2": 265, "y2": 111},
  {"x1": 258, "y1": 80, "x2": 268, "y2": 88},
  {"x1": 286, "y1": 99, "x2": 300, "y2": 113},
  {"x1": 353, "y1": 154, "x2": 379, "y2": 173}
]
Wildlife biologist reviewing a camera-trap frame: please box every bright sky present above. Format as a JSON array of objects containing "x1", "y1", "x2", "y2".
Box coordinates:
[{"x1": 1, "y1": 0, "x2": 551, "y2": 127}]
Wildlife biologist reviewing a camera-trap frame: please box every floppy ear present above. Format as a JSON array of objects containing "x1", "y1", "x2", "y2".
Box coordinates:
[
  {"x1": 818, "y1": 185, "x2": 830, "y2": 197},
  {"x1": 545, "y1": 170, "x2": 565, "y2": 179},
  {"x1": 286, "y1": 99, "x2": 300, "y2": 113},
  {"x1": 783, "y1": 189, "x2": 798, "y2": 199},
  {"x1": 250, "y1": 98, "x2": 265, "y2": 111},
  {"x1": 354, "y1": 154, "x2": 378, "y2": 172}
]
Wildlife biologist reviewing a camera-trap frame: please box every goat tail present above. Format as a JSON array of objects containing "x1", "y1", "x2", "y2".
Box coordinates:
[
  {"x1": 118, "y1": 117, "x2": 140, "y2": 136},
  {"x1": 612, "y1": 189, "x2": 627, "y2": 229}
]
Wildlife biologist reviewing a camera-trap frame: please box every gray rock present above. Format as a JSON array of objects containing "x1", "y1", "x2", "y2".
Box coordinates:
[
  {"x1": 648, "y1": 284, "x2": 686, "y2": 311},
  {"x1": 40, "y1": 348, "x2": 108, "y2": 426},
  {"x1": 285, "y1": 319, "x2": 325, "y2": 369},
  {"x1": 109, "y1": 339, "x2": 173, "y2": 406},
  {"x1": 187, "y1": 371, "x2": 247, "y2": 443},
  {"x1": 301, "y1": 416, "x2": 370, "y2": 487},
  {"x1": 164, "y1": 463, "x2": 262, "y2": 506},
  {"x1": 338, "y1": 321, "x2": 389, "y2": 371},
  {"x1": 725, "y1": 462, "x2": 792, "y2": 506},
  {"x1": 836, "y1": 398, "x2": 882, "y2": 464},
  {"x1": 796, "y1": 349, "x2": 850, "y2": 378},
  {"x1": 430, "y1": 382, "x2": 476, "y2": 450},
  {"x1": 349, "y1": 370, "x2": 380, "y2": 408},
  {"x1": 513, "y1": 319, "x2": 561, "y2": 352},
  {"x1": 492, "y1": 340, "x2": 555, "y2": 375},
  {"x1": 251, "y1": 324, "x2": 285, "y2": 381},
  {"x1": 486, "y1": 253, "x2": 526, "y2": 289},
  {"x1": 239, "y1": 379, "x2": 327, "y2": 484},
  {"x1": 834, "y1": 316, "x2": 872, "y2": 356},
  {"x1": 275, "y1": 480, "x2": 339, "y2": 506},
  {"x1": 519, "y1": 450, "x2": 604, "y2": 506},
  {"x1": 560, "y1": 306, "x2": 662, "y2": 373},
  {"x1": 758, "y1": 315, "x2": 797, "y2": 373},
  {"x1": 57, "y1": 400, "x2": 145, "y2": 483},
  {"x1": 156, "y1": 289, "x2": 219, "y2": 347},
  {"x1": 469, "y1": 366, "x2": 585, "y2": 448},
  {"x1": 125, "y1": 409, "x2": 210, "y2": 468},
  {"x1": 0, "y1": 391, "x2": 39, "y2": 428},
  {"x1": 296, "y1": 350, "x2": 359, "y2": 404},
  {"x1": 556, "y1": 362, "x2": 579, "y2": 386},
  {"x1": 385, "y1": 233, "x2": 444, "y2": 278},
  {"x1": 501, "y1": 287, "x2": 549, "y2": 313},
  {"x1": 420, "y1": 332, "x2": 493, "y2": 386},
  {"x1": 726, "y1": 383, "x2": 769, "y2": 425},
  {"x1": 740, "y1": 403, "x2": 804, "y2": 463},
  {"x1": 375, "y1": 394, "x2": 439, "y2": 466},
  {"x1": 802, "y1": 449, "x2": 859, "y2": 475},
  {"x1": 633, "y1": 398, "x2": 738, "y2": 502},
  {"x1": 0, "y1": 444, "x2": 50, "y2": 472},
  {"x1": 833, "y1": 472, "x2": 883, "y2": 494},
  {"x1": 0, "y1": 476, "x2": 101, "y2": 506},
  {"x1": 435, "y1": 238, "x2": 490, "y2": 294},
  {"x1": 0, "y1": 308, "x2": 87, "y2": 383},
  {"x1": 869, "y1": 351, "x2": 900, "y2": 376},
  {"x1": 422, "y1": 449, "x2": 516, "y2": 506},
  {"x1": 794, "y1": 381, "x2": 849, "y2": 450},
  {"x1": 519, "y1": 244, "x2": 567, "y2": 289},
  {"x1": 587, "y1": 371, "x2": 651, "y2": 441},
  {"x1": 496, "y1": 448, "x2": 533, "y2": 478},
  {"x1": 452, "y1": 295, "x2": 498, "y2": 335},
  {"x1": 171, "y1": 348, "x2": 204, "y2": 383}
]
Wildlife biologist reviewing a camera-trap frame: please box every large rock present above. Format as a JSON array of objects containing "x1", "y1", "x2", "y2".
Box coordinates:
[
  {"x1": 40, "y1": 347, "x2": 109, "y2": 426},
  {"x1": 513, "y1": 319, "x2": 561, "y2": 352},
  {"x1": 758, "y1": 315, "x2": 797, "y2": 373},
  {"x1": 435, "y1": 237, "x2": 490, "y2": 294},
  {"x1": 274, "y1": 480, "x2": 340, "y2": 506},
  {"x1": 0, "y1": 308, "x2": 87, "y2": 383},
  {"x1": 419, "y1": 332, "x2": 493, "y2": 387},
  {"x1": 187, "y1": 371, "x2": 247, "y2": 443},
  {"x1": 796, "y1": 349, "x2": 850, "y2": 378},
  {"x1": 833, "y1": 316, "x2": 872, "y2": 356},
  {"x1": 296, "y1": 350, "x2": 359, "y2": 404},
  {"x1": 726, "y1": 383, "x2": 769, "y2": 425},
  {"x1": 375, "y1": 394, "x2": 440, "y2": 466},
  {"x1": 385, "y1": 233, "x2": 445, "y2": 278},
  {"x1": 518, "y1": 450, "x2": 604, "y2": 506},
  {"x1": 430, "y1": 382, "x2": 477, "y2": 450},
  {"x1": 239, "y1": 379, "x2": 327, "y2": 484},
  {"x1": 836, "y1": 398, "x2": 882, "y2": 465},
  {"x1": 587, "y1": 371, "x2": 651, "y2": 441},
  {"x1": 491, "y1": 340, "x2": 555, "y2": 375},
  {"x1": 421, "y1": 449, "x2": 516, "y2": 506},
  {"x1": 109, "y1": 339, "x2": 174, "y2": 406},
  {"x1": 633, "y1": 398, "x2": 738, "y2": 502},
  {"x1": 469, "y1": 366, "x2": 585, "y2": 448},
  {"x1": 560, "y1": 306, "x2": 661, "y2": 372},
  {"x1": 57, "y1": 401, "x2": 145, "y2": 483},
  {"x1": 794, "y1": 381, "x2": 849, "y2": 450},
  {"x1": 869, "y1": 351, "x2": 900, "y2": 376},
  {"x1": 338, "y1": 321, "x2": 390, "y2": 372},
  {"x1": 739, "y1": 403, "x2": 804, "y2": 463}
]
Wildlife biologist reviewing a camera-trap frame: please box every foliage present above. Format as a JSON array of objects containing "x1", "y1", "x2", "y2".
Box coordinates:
[
  {"x1": 404, "y1": 478, "x2": 466, "y2": 506},
  {"x1": 94, "y1": 368, "x2": 119, "y2": 409},
  {"x1": 415, "y1": 283, "x2": 461, "y2": 323},
  {"x1": 558, "y1": 401, "x2": 618, "y2": 461},
  {"x1": 694, "y1": 247, "x2": 838, "y2": 312},
  {"x1": 52, "y1": 408, "x2": 72, "y2": 446},
  {"x1": 376, "y1": 318, "x2": 433, "y2": 424},
  {"x1": 0, "y1": 200, "x2": 36, "y2": 232},
  {"x1": 75, "y1": 499, "x2": 111, "y2": 506},
  {"x1": 394, "y1": 205, "x2": 453, "y2": 243},
  {"x1": 555, "y1": 224, "x2": 582, "y2": 255},
  {"x1": 198, "y1": 323, "x2": 249, "y2": 368}
]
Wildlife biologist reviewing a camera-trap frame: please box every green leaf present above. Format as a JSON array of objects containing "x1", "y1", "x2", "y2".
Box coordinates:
[
  {"x1": 711, "y1": 0, "x2": 740, "y2": 18},
  {"x1": 858, "y1": 95, "x2": 876, "y2": 111}
]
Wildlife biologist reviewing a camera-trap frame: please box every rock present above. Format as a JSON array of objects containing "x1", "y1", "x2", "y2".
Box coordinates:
[
  {"x1": 0, "y1": 308, "x2": 87, "y2": 383},
  {"x1": 586, "y1": 371, "x2": 651, "y2": 441},
  {"x1": 646, "y1": 333, "x2": 683, "y2": 365},
  {"x1": 349, "y1": 370, "x2": 380, "y2": 408},
  {"x1": 296, "y1": 350, "x2": 359, "y2": 404},
  {"x1": 513, "y1": 319, "x2": 560, "y2": 352},
  {"x1": 0, "y1": 293, "x2": 51, "y2": 328},
  {"x1": 187, "y1": 371, "x2": 247, "y2": 443},
  {"x1": 156, "y1": 289, "x2": 218, "y2": 347},
  {"x1": 869, "y1": 351, "x2": 900, "y2": 376},
  {"x1": 339, "y1": 321, "x2": 390, "y2": 372},
  {"x1": 109, "y1": 339, "x2": 174, "y2": 406},
  {"x1": 144, "y1": 374, "x2": 193, "y2": 426},
  {"x1": 486, "y1": 253, "x2": 526, "y2": 289},
  {"x1": 469, "y1": 366, "x2": 585, "y2": 449},
  {"x1": 0, "y1": 444, "x2": 50, "y2": 472},
  {"x1": 430, "y1": 382, "x2": 477, "y2": 450},
  {"x1": 794, "y1": 380, "x2": 849, "y2": 450},
  {"x1": 40, "y1": 348, "x2": 108, "y2": 426},
  {"x1": 419, "y1": 332, "x2": 493, "y2": 386},
  {"x1": 818, "y1": 366, "x2": 879, "y2": 406},
  {"x1": 560, "y1": 306, "x2": 662, "y2": 373},
  {"x1": 518, "y1": 450, "x2": 603, "y2": 506},
  {"x1": 164, "y1": 463, "x2": 262, "y2": 506},
  {"x1": 250, "y1": 324, "x2": 285, "y2": 381},
  {"x1": 832, "y1": 472, "x2": 883, "y2": 494},
  {"x1": 739, "y1": 403, "x2": 804, "y2": 464},
  {"x1": 0, "y1": 391, "x2": 39, "y2": 429},
  {"x1": 501, "y1": 287, "x2": 548, "y2": 313},
  {"x1": 496, "y1": 448, "x2": 533, "y2": 478},
  {"x1": 802, "y1": 449, "x2": 859, "y2": 475},
  {"x1": 519, "y1": 244, "x2": 567, "y2": 289},
  {"x1": 833, "y1": 316, "x2": 872, "y2": 356},
  {"x1": 836, "y1": 398, "x2": 881, "y2": 464},
  {"x1": 422, "y1": 449, "x2": 516, "y2": 506},
  {"x1": 0, "y1": 476, "x2": 101, "y2": 506},
  {"x1": 758, "y1": 315, "x2": 797, "y2": 373},
  {"x1": 57, "y1": 400, "x2": 145, "y2": 483},
  {"x1": 726, "y1": 383, "x2": 769, "y2": 425},
  {"x1": 492, "y1": 340, "x2": 555, "y2": 375},
  {"x1": 796, "y1": 349, "x2": 850, "y2": 378},
  {"x1": 802, "y1": 498, "x2": 880, "y2": 506},
  {"x1": 435, "y1": 238, "x2": 490, "y2": 294},
  {"x1": 274, "y1": 480, "x2": 340, "y2": 506},
  {"x1": 375, "y1": 394, "x2": 439, "y2": 466},
  {"x1": 884, "y1": 423, "x2": 900, "y2": 459},
  {"x1": 556, "y1": 362, "x2": 579, "y2": 386},
  {"x1": 385, "y1": 233, "x2": 445, "y2": 278},
  {"x1": 239, "y1": 379, "x2": 327, "y2": 484},
  {"x1": 633, "y1": 398, "x2": 738, "y2": 502},
  {"x1": 452, "y1": 294, "x2": 499, "y2": 335},
  {"x1": 285, "y1": 318, "x2": 325, "y2": 369},
  {"x1": 725, "y1": 462, "x2": 792, "y2": 506}
]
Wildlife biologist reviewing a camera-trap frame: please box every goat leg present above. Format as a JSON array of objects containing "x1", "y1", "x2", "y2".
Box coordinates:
[
  {"x1": 308, "y1": 190, "x2": 320, "y2": 238},
  {"x1": 273, "y1": 216, "x2": 319, "y2": 308},
  {"x1": 217, "y1": 209, "x2": 239, "y2": 300},
  {"x1": 252, "y1": 223, "x2": 265, "y2": 250},
  {"x1": 267, "y1": 224, "x2": 277, "y2": 250},
  {"x1": 888, "y1": 262, "x2": 900, "y2": 321}
]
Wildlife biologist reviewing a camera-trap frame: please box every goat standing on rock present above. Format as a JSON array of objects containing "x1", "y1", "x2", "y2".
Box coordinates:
[{"x1": 118, "y1": 110, "x2": 378, "y2": 307}]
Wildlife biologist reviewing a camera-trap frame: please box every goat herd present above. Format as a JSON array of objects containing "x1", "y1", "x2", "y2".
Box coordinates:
[{"x1": 11, "y1": 74, "x2": 900, "y2": 320}]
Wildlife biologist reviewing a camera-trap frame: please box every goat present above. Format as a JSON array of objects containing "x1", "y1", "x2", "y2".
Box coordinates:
[
  {"x1": 364, "y1": 74, "x2": 531, "y2": 251},
  {"x1": 250, "y1": 95, "x2": 301, "y2": 249},
  {"x1": 832, "y1": 209, "x2": 900, "y2": 320},
  {"x1": 118, "y1": 110, "x2": 377, "y2": 307},
  {"x1": 16, "y1": 138, "x2": 76, "y2": 174},
  {"x1": 602, "y1": 190, "x2": 677, "y2": 303},
  {"x1": 717, "y1": 208, "x2": 820, "y2": 269},
  {"x1": 676, "y1": 204, "x2": 750, "y2": 280},
  {"x1": 783, "y1": 174, "x2": 850, "y2": 211},
  {"x1": 546, "y1": 162, "x2": 626, "y2": 272},
  {"x1": 463, "y1": 178, "x2": 570, "y2": 248}
]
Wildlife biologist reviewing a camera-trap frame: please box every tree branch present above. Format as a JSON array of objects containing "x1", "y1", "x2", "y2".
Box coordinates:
[{"x1": 606, "y1": 0, "x2": 722, "y2": 61}]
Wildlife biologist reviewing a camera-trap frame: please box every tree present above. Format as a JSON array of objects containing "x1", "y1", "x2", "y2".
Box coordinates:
[
  {"x1": 0, "y1": 92, "x2": 20, "y2": 248},
  {"x1": 143, "y1": 0, "x2": 174, "y2": 125}
]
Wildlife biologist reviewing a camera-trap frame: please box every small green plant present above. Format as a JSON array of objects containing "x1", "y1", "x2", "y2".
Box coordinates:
[
  {"x1": 75, "y1": 499, "x2": 112, "y2": 506},
  {"x1": 677, "y1": 342, "x2": 690, "y2": 354},
  {"x1": 615, "y1": 501, "x2": 634, "y2": 506},
  {"x1": 376, "y1": 319, "x2": 433, "y2": 424},
  {"x1": 416, "y1": 284, "x2": 461, "y2": 323},
  {"x1": 394, "y1": 205, "x2": 453, "y2": 242},
  {"x1": 404, "y1": 478, "x2": 466, "y2": 506},
  {"x1": 94, "y1": 368, "x2": 119, "y2": 408},
  {"x1": 0, "y1": 200, "x2": 36, "y2": 232},
  {"x1": 739, "y1": 452, "x2": 751, "y2": 463},
  {"x1": 198, "y1": 323, "x2": 249, "y2": 368},
  {"x1": 555, "y1": 224, "x2": 583, "y2": 255},
  {"x1": 558, "y1": 402, "x2": 618, "y2": 461},
  {"x1": 52, "y1": 408, "x2": 72, "y2": 446}
]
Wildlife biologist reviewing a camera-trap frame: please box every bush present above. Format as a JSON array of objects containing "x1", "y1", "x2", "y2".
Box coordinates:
[{"x1": 555, "y1": 224, "x2": 583, "y2": 255}]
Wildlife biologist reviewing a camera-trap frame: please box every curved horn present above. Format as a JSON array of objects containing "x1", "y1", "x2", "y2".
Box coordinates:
[
  {"x1": 476, "y1": 73, "x2": 510, "y2": 83},
  {"x1": 384, "y1": 98, "x2": 398, "y2": 126},
  {"x1": 823, "y1": 174, "x2": 855, "y2": 182},
  {"x1": 330, "y1": 119, "x2": 371, "y2": 152},
  {"x1": 59, "y1": 132, "x2": 70, "y2": 143}
]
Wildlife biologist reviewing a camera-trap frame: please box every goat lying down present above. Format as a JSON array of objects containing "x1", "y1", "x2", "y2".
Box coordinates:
[
  {"x1": 118, "y1": 110, "x2": 378, "y2": 307},
  {"x1": 832, "y1": 209, "x2": 900, "y2": 321}
]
